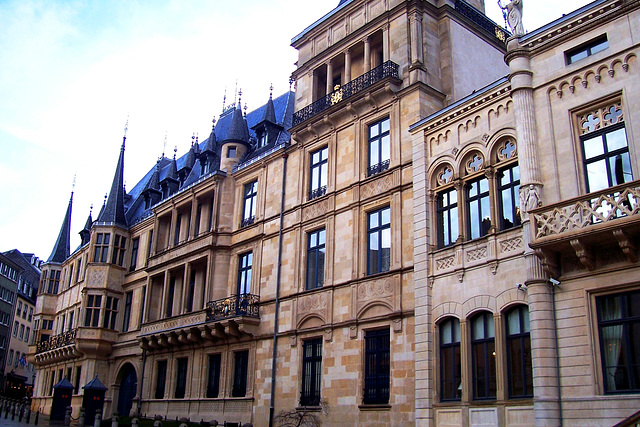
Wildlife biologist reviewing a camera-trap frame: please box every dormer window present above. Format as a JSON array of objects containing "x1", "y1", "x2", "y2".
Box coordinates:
[
  {"x1": 228, "y1": 146, "x2": 237, "y2": 158},
  {"x1": 258, "y1": 131, "x2": 268, "y2": 148},
  {"x1": 566, "y1": 35, "x2": 608, "y2": 64}
]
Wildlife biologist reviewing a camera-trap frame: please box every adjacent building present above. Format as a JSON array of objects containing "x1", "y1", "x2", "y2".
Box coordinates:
[
  {"x1": 27, "y1": 0, "x2": 640, "y2": 426},
  {"x1": 0, "y1": 253, "x2": 20, "y2": 392},
  {"x1": 410, "y1": 0, "x2": 640, "y2": 425},
  {"x1": 2, "y1": 250, "x2": 41, "y2": 398}
]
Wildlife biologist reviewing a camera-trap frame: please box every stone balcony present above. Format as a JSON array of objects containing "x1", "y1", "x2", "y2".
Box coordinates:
[
  {"x1": 138, "y1": 294, "x2": 260, "y2": 350},
  {"x1": 530, "y1": 180, "x2": 640, "y2": 275},
  {"x1": 31, "y1": 329, "x2": 80, "y2": 365}
]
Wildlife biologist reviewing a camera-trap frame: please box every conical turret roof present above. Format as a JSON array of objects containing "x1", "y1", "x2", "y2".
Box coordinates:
[
  {"x1": 47, "y1": 192, "x2": 73, "y2": 263},
  {"x1": 97, "y1": 137, "x2": 128, "y2": 227},
  {"x1": 225, "y1": 103, "x2": 250, "y2": 145}
]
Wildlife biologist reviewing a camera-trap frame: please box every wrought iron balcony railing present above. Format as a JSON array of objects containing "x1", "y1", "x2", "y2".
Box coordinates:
[
  {"x1": 455, "y1": 0, "x2": 509, "y2": 42},
  {"x1": 36, "y1": 328, "x2": 77, "y2": 354},
  {"x1": 367, "y1": 159, "x2": 390, "y2": 177},
  {"x1": 241, "y1": 216, "x2": 255, "y2": 228},
  {"x1": 205, "y1": 294, "x2": 260, "y2": 321},
  {"x1": 532, "y1": 180, "x2": 640, "y2": 240},
  {"x1": 309, "y1": 186, "x2": 327, "y2": 200},
  {"x1": 292, "y1": 61, "x2": 400, "y2": 127}
]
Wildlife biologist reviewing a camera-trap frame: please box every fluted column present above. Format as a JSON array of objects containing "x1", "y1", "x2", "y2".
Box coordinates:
[{"x1": 506, "y1": 37, "x2": 560, "y2": 426}]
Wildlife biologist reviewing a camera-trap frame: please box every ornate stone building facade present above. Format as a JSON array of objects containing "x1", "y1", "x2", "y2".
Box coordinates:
[
  {"x1": 28, "y1": 0, "x2": 510, "y2": 425},
  {"x1": 410, "y1": 0, "x2": 640, "y2": 425}
]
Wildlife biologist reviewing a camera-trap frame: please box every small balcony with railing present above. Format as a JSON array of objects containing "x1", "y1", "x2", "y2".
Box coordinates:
[
  {"x1": 530, "y1": 180, "x2": 640, "y2": 274},
  {"x1": 31, "y1": 328, "x2": 80, "y2": 364},
  {"x1": 138, "y1": 294, "x2": 260, "y2": 351},
  {"x1": 292, "y1": 60, "x2": 400, "y2": 128}
]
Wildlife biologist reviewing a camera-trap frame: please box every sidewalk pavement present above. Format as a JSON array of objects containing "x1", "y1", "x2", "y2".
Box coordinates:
[{"x1": 0, "y1": 411, "x2": 60, "y2": 427}]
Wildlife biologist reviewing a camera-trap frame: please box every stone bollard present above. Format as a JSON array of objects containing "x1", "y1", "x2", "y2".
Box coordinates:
[
  {"x1": 111, "y1": 412, "x2": 119, "y2": 427},
  {"x1": 19, "y1": 404, "x2": 24, "y2": 422},
  {"x1": 179, "y1": 424, "x2": 188, "y2": 427},
  {"x1": 64, "y1": 406, "x2": 72, "y2": 426},
  {"x1": 94, "y1": 409, "x2": 102, "y2": 427},
  {"x1": 154, "y1": 420, "x2": 162, "y2": 427},
  {"x1": 11, "y1": 402, "x2": 16, "y2": 420},
  {"x1": 78, "y1": 407, "x2": 85, "y2": 426},
  {"x1": 34, "y1": 410, "x2": 39, "y2": 425},
  {"x1": 132, "y1": 417, "x2": 140, "y2": 427},
  {"x1": 25, "y1": 406, "x2": 31, "y2": 424}
]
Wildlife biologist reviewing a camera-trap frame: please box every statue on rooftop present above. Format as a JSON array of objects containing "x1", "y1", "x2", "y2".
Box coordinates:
[{"x1": 498, "y1": 0, "x2": 524, "y2": 36}]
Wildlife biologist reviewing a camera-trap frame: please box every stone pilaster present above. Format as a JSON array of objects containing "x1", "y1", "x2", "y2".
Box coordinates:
[{"x1": 506, "y1": 36, "x2": 561, "y2": 426}]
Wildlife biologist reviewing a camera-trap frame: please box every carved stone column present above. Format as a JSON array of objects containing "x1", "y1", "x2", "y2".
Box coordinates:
[
  {"x1": 345, "y1": 48, "x2": 352, "y2": 83},
  {"x1": 364, "y1": 37, "x2": 371, "y2": 73},
  {"x1": 326, "y1": 59, "x2": 334, "y2": 94},
  {"x1": 382, "y1": 24, "x2": 390, "y2": 62},
  {"x1": 506, "y1": 37, "x2": 560, "y2": 426}
]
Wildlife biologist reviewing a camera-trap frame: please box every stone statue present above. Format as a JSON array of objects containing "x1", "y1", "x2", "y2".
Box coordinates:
[
  {"x1": 499, "y1": 0, "x2": 524, "y2": 36},
  {"x1": 521, "y1": 184, "x2": 541, "y2": 213}
]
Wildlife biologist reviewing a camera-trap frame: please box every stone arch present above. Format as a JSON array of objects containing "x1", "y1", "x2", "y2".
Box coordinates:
[
  {"x1": 357, "y1": 300, "x2": 394, "y2": 319},
  {"x1": 462, "y1": 295, "x2": 497, "y2": 319},
  {"x1": 433, "y1": 301, "x2": 463, "y2": 323},
  {"x1": 496, "y1": 288, "x2": 528, "y2": 313},
  {"x1": 297, "y1": 313, "x2": 326, "y2": 330},
  {"x1": 429, "y1": 158, "x2": 456, "y2": 188}
]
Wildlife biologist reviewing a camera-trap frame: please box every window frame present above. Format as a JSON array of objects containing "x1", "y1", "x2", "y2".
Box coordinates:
[
  {"x1": 470, "y1": 311, "x2": 497, "y2": 400},
  {"x1": 84, "y1": 295, "x2": 102, "y2": 328},
  {"x1": 93, "y1": 233, "x2": 110, "y2": 263},
  {"x1": 437, "y1": 187, "x2": 459, "y2": 249},
  {"x1": 367, "y1": 207, "x2": 391, "y2": 276},
  {"x1": 309, "y1": 147, "x2": 328, "y2": 200},
  {"x1": 174, "y1": 357, "x2": 188, "y2": 399},
  {"x1": 363, "y1": 328, "x2": 390, "y2": 405},
  {"x1": 497, "y1": 163, "x2": 521, "y2": 230},
  {"x1": 306, "y1": 229, "x2": 326, "y2": 290},
  {"x1": 367, "y1": 117, "x2": 391, "y2": 177},
  {"x1": 241, "y1": 181, "x2": 258, "y2": 227},
  {"x1": 154, "y1": 360, "x2": 167, "y2": 399},
  {"x1": 466, "y1": 176, "x2": 491, "y2": 240},
  {"x1": 206, "y1": 353, "x2": 221, "y2": 398},
  {"x1": 566, "y1": 34, "x2": 608, "y2": 65},
  {"x1": 237, "y1": 252, "x2": 253, "y2": 296},
  {"x1": 581, "y1": 122, "x2": 632, "y2": 193},
  {"x1": 300, "y1": 337, "x2": 323, "y2": 406},
  {"x1": 505, "y1": 305, "x2": 533, "y2": 399},
  {"x1": 232, "y1": 350, "x2": 249, "y2": 397},
  {"x1": 439, "y1": 317, "x2": 462, "y2": 402},
  {"x1": 122, "y1": 291, "x2": 133, "y2": 332}
]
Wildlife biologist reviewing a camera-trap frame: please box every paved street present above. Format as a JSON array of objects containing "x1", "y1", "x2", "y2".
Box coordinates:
[{"x1": 0, "y1": 411, "x2": 58, "y2": 427}]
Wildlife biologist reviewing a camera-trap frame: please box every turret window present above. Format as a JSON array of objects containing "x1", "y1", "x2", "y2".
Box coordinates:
[
  {"x1": 84, "y1": 295, "x2": 102, "y2": 327},
  {"x1": 93, "y1": 233, "x2": 110, "y2": 263},
  {"x1": 47, "y1": 270, "x2": 60, "y2": 294},
  {"x1": 103, "y1": 296, "x2": 118, "y2": 329},
  {"x1": 112, "y1": 234, "x2": 126, "y2": 266}
]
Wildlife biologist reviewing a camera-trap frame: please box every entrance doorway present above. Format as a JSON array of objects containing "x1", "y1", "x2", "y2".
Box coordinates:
[{"x1": 117, "y1": 364, "x2": 137, "y2": 417}]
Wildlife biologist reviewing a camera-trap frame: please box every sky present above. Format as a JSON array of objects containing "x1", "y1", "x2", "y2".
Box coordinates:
[{"x1": 0, "y1": 0, "x2": 592, "y2": 261}]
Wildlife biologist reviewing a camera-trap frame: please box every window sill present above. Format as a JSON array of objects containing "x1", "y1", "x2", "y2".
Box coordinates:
[
  {"x1": 358, "y1": 404, "x2": 391, "y2": 411},
  {"x1": 295, "y1": 405, "x2": 322, "y2": 412}
]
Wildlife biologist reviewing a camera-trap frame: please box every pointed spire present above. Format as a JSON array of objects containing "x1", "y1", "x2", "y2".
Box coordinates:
[
  {"x1": 97, "y1": 127, "x2": 128, "y2": 227},
  {"x1": 79, "y1": 205, "x2": 94, "y2": 246},
  {"x1": 225, "y1": 98, "x2": 250, "y2": 144},
  {"x1": 48, "y1": 191, "x2": 73, "y2": 263},
  {"x1": 262, "y1": 85, "x2": 277, "y2": 124}
]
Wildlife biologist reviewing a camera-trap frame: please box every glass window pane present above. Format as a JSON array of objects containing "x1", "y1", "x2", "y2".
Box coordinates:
[
  {"x1": 587, "y1": 160, "x2": 609, "y2": 192},
  {"x1": 606, "y1": 128, "x2": 628, "y2": 152},
  {"x1": 381, "y1": 118, "x2": 390, "y2": 133},
  {"x1": 381, "y1": 207, "x2": 390, "y2": 225},
  {"x1": 583, "y1": 135, "x2": 604, "y2": 159},
  {"x1": 381, "y1": 135, "x2": 390, "y2": 161}
]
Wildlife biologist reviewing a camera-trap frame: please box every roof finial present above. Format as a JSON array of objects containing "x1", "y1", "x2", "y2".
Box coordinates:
[
  {"x1": 234, "y1": 80, "x2": 238, "y2": 105},
  {"x1": 212, "y1": 116, "x2": 217, "y2": 132},
  {"x1": 122, "y1": 115, "x2": 129, "y2": 149},
  {"x1": 238, "y1": 88, "x2": 242, "y2": 108},
  {"x1": 173, "y1": 145, "x2": 177, "y2": 160},
  {"x1": 90, "y1": 204, "x2": 93, "y2": 215},
  {"x1": 289, "y1": 76, "x2": 294, "y2": 91},
  {"x1": 191, "y1": 132, "x2": 195, "y2": 147},
  {"x1": 270, "y1": 83, "x2": 273, "y2": 99},
  {"x1": 162, "y1": 132, "x2": 167, "y2": 158},
  {"x1": 244, "y1": 102, "x2": 247, "y2": 118},
  {"x1": 222, "y1": 88, "x2": 227, "y2": 112},
  {"x1": 103, "y1": 193, "x2": 107, "y2": 206},
  {"x1": 195, "y1": 133, "x2": 199, "y2": 145},
  {"x1": 72, "y1": 173, "x2": 76, "y2": 193}
]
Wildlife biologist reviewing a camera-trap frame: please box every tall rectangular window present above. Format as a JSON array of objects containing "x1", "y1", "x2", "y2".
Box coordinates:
[
  {"x1": 122, "y1": 291, "x2": 133, "y2": 332},
  {"x1": 186, "y1": 270, "x2": 196, "y2": 313},
  {"x1": 368, "y1": 118, "x2": 390, "y2": 176},
  {"x1": 506, "y1": 306, "x2": 533, "y2": 398},
  {"x1": 582, "y1": 124, "x2": 632, "y2": 192},
  {"x1": 309, "y1": 147, "x2": 328, "y2": 199},
  {"x1": 437, "y1": 188, "x2": 459, "y2": 248},
  {"x1": 498, "y1": 165, "x2": 521, "y2": 230},
  {"x1": 140, "y1": 286, "x2": 147, "y2": 323},
  {"x1": 155, "y1": 360, "x2": 167, "y2": 399},
  {"x1": 597, "y1": 291, "x2": 640, "y2": 393},
  {"x1": 166, "y1": 278, "x2": 175, "y2": 317},
  {"x1": 306, "y1": 229, "x2": 326, "y2": 290},
  {"x1": 232, "y1": 350, "x2": 249, "y2": 397},
  {"x1": 130, "y1": 237, "x2": 139, "y2": 271},
  {"x1": 47, "y1": 270, "x2": 60, "y2": 294},
  {"x1": 174, "y1": 357, "x2": 188, "y2": 399},
  {"x1": 363, "y1": 328, "x2": 390, "y2": 404},
  {"x1": 238, "y1": 253, "x2": 253, "y2": 295},
  {"x1": 466, "y1": 177, "x2": 491, "y2": 240},
  {"x1": 367, "y1": 207, "x2": 391, "y2": 275},
  {"x1": 74, "y1": 366, "x2": 81, "y2": 394},
  {"x1": 440, "y1": 318, "x2": 461, "y2": 401},
  {"x1": 206, "y1": 354, "x2": 221, "y2": 398},
  {"x1": 84, "y1": 295, "x2": 102, "y2": 327},
  {"x1": 94, "y1": 233, "x2": 110, "y2": 263},
  {"x1": 471, "y1": 312, "x2": 496, "y2": 400},
  {"x1": 242, "y1": 181, "x2": 258, "y2": 227},
  {"x1": 146, "y1": 230, "x2": 154, "y2": 262},
  {"x1": 301, "y1": 338, "x2": 322, "y2": 406},
  {"x1": 111, "y1": 234, "x2": 126, "y2": 266},
  {"x1": 194, "y1": 203, "x2": 202, "y2": 237},
  {"x1": 174, "y1": 214, "x2": 182, "y2": 246},
  {"x1": 103, "y1": 296, "x2": 118, "y2": 329}
]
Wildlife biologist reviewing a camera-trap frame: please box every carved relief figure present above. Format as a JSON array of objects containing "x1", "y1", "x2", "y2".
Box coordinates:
[{"x1": 499, "y1": 0, "x2": 524, "y2": 36}]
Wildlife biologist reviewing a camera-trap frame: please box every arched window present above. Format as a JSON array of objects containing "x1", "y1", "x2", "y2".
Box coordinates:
[
  {"x1": 440, "y1": 317, "x2": 461, "y2": 401},
  {"x1": 505, "y1": 305, "x2": 533, "y2": 398},
  {"x1": 471, "y1": 311, "x2": 496, "y2": 399}
]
